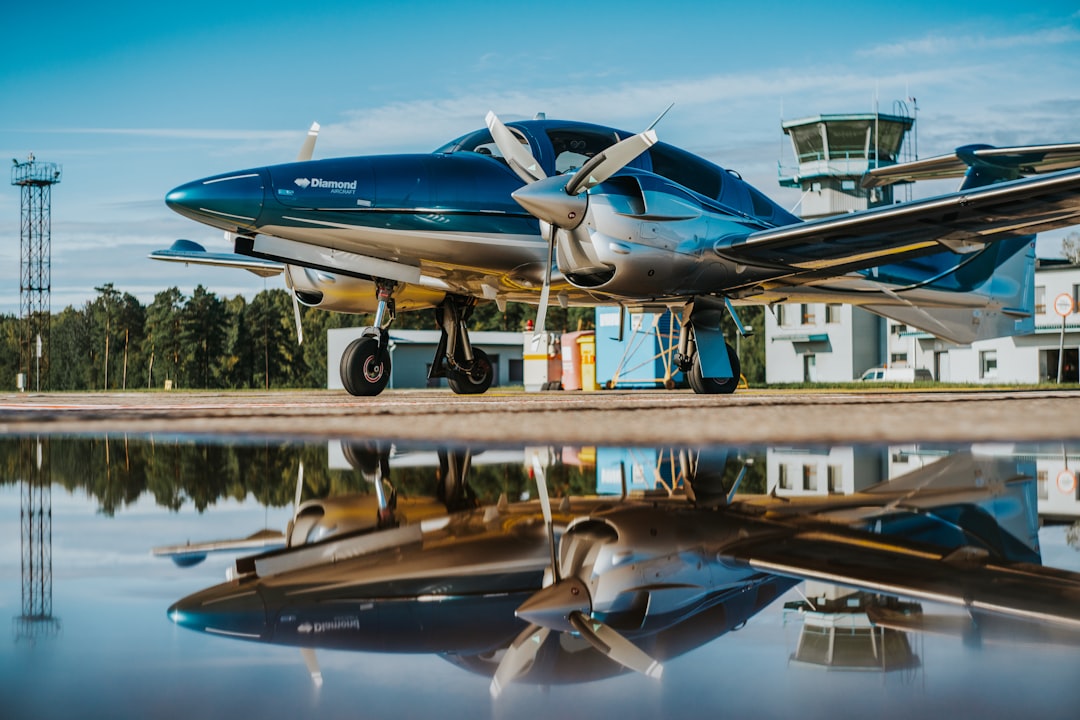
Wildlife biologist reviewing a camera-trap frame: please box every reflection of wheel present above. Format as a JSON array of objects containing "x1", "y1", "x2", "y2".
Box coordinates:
[
  {"x1": 341, "y1": 441, "x2": 384, "y2": 474},
  {"x1": 448, "y1": 348, "x2": 493, "y2": 395},
  {"x1": 688, "y1": 343, "x2": 740, "y2": 395},
  {"x1": 340, "y1": 337, "x2": 391, "y2": 396}
]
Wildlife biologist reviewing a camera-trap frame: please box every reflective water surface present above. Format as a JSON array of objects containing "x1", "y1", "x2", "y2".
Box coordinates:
[{"x1": 3, "y1": 436, "x2": 1080, "y2": 719}]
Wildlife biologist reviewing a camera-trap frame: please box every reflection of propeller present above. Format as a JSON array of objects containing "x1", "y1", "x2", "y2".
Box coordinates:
[
  {"x1": 286, "y1": 461, "x2": 305, "y2": 547},
  {"x1": 490, "y1": 450, "x2": 662, "y2": 698},
  {"x1": 301, "y1": 647, "x2": 323, "y2": 688}
]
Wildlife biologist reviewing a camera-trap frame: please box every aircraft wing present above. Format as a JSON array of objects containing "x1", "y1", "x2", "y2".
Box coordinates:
[
  {"x1": 862, "y1": 142, "x2": 1080, "y2": 188},
  {"x1": 716, "y1": 168, "x2": 1080, "y2": 273},
  {"x1": 149, "y1": 239, "x2": 284, "y2": 278},
  {"x1": 725, "y1": 525, "x2": 1080, "y2": 629}
]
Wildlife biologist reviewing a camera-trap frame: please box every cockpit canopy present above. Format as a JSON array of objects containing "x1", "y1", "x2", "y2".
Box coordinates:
[{"x1": 436, "y1": 119, "x2": 798, "y2": 227}]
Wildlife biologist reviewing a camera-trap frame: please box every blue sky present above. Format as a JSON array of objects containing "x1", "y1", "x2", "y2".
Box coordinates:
[{"x1": 1, "y1": 0, "x2": 1078, "y2": 313}]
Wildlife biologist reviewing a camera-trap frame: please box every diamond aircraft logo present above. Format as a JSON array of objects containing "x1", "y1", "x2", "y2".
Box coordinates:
[{"x1": 294, "y1": 177, "x2": 357, "y2": 193}]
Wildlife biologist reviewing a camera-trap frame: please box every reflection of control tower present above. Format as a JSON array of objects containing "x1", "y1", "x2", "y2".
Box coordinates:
[
  {"x1": 779, "y1": 110, "x2": 915, "y2": 220},
  {"x1": 14, "y1": 439, "x2": 60, "y2": 642},
  {"x1": 786, "y1": 585, "x2": 922, "y2": 673}
]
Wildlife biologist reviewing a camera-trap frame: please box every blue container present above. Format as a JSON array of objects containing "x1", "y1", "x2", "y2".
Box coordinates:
[{"x1": 594, "y1": 308, "x2": 684, "y2": 389}]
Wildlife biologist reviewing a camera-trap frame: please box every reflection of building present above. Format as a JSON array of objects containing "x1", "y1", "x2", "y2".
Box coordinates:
[
  {"x1": 326, "y1": 329, "x2": 524, "y2": 389},
  {"x1": 786, "y1": 586, "x2": 921, "y2": 672},
  {"x1": 767, "y1": 447, "x2": 884, "y2": 496}
]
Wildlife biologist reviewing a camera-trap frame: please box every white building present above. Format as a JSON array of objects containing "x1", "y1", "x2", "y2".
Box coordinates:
[
  {"x1": 766, "y1": 260, "x2": 1080, "y2": 384},
  {"x1": 765, "y1": 303, "x2": 884, "y2": 383}
]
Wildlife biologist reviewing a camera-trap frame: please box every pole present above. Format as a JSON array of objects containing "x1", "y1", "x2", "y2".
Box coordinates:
[{"x1": 1058, "y1": 314, "x2": 1066, "y2": 383}]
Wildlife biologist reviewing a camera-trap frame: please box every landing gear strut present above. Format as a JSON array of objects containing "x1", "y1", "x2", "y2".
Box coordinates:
[
  {"x1": 430, "y1": 295, "x2": 494, "y2": 395},
  {"x1": 340, "y1": 281, "x2": 396, "y2": 396}
]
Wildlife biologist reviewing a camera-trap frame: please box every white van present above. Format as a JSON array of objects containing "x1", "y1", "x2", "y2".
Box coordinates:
[{"x1": 859, "y1": 366, "x2": 933, "y2": 382}]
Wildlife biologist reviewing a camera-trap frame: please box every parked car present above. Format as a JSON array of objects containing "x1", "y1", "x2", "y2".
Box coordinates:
[{"x1": 859, "y1": 366, "x2": 934, "y2": 382}]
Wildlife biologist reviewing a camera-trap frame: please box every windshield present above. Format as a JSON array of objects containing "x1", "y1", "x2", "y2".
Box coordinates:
[
  {"x1": 435, "y1": 127, "x2": 527, "y2": 161},
  {"x1": 546, "y1": 128, "x2": 621, "y2": 174}
]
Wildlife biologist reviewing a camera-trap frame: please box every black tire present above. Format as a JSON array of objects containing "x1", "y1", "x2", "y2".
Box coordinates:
[
  {"x1": 688, "y1": 343, "x2": 740, "y2": 395},
  {"x1": 340, "y1": 337, "x2": 391, "y2": 396},
  {"x1": 447, "y1": 347, "x2": 494, "y2": 395}
]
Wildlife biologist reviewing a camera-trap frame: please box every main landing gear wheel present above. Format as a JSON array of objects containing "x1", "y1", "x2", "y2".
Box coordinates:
[
  {"x1": 447, "y1": 348, "x2": 493, "y2": 395},
  {"x1": 340, "y1": 336, "x2": 391, "y2": 396},
  {"x1": 688, "y1": 343, "x2": 740, "y2": 395}
]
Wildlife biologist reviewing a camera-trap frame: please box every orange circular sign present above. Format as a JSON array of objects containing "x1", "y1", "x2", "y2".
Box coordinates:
[
  {"x1": 1056, "y1": 469, "x2": 1077, "y2": 494},
  {"x1": 1053, "y1": 293, "x2": 1074, "y2": 318}
]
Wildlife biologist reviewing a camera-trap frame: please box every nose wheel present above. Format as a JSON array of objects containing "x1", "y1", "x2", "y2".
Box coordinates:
[
  {"x1": 341, "y1": 280, "x2": 396, "y2": 397},
  {"x1": 340, "y1": 334, "x2": 391, "y2": 396},
  {"x1": 687, "y1": 342, "x2": 740, "y2": 395}
]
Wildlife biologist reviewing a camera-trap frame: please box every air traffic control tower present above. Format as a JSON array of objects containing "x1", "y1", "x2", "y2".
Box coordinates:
[
  {"x1": 778, "y1": 112, "x2": 914, "y2": 219},
  {"x1": 767, "y1": 109, "x2": 916, "y2": 384}
]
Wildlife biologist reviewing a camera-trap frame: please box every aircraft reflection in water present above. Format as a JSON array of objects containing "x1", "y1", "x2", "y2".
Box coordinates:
[{"x1": 164, "y1": 441, "x2": 1080, "y2": 697}]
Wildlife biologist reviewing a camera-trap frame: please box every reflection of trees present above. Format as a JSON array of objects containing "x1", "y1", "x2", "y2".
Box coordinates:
[
  {"x1": 0, "y1": 437, "x2": 334, "y2": 515},
  {"x1": 0, "y1": 438, "x2": 769, "y2": 516},
  {"x1": 1068, "y1": 522, "x2": 1080, "y2": 552}
]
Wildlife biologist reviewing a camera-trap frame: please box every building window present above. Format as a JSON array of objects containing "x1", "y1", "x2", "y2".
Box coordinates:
[
  {"x1": 827, "y1": 465, "x2": 842, "y2": 494},
  {"x1": 891, "y1": 323, "x2": 908, "y2": 335},
  {"x1": 803, "y1": 464, "x2": 818, "y2": 492},
  {"x1": 891, "y1": 353, "x2": 908, "y2": 365},
  {"x1": 980, "y1": 350, "x2": 998, "y2": 378},
  {"x1": 1036, "y1": 286, "x2": 1046, "y2": 315},
  {"x1": 1074, "y1": 285, "x2": 1080, "y2": 314},
  {"x1": 508, "y1": 358, "x2": 524, "y2": 383},
  {"x1": 1038, "y1": 469, "x2": 1048, "y2": 500},
  {"x1": 826, "y1": 304, "x2": 841, "y2": 323},
  {"x1": 841, "y1": 179, "x2": 856, "y2": 191},
  {"x1": 778, "y1": 464, "x2": 791, "y2": 490},
  {"x1": 801, "y1": 304, "x2": 815, "y2": 325}
]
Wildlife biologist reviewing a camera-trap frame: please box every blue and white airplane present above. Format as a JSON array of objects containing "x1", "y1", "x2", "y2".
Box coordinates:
[{"x1": 157, "y1": 113, "x2": 1080, "y2": 396}]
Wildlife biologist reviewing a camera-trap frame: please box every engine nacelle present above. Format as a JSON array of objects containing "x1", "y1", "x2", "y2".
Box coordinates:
[{"x1": 289, "y1": 267, "x2": 446, "y2": 314}]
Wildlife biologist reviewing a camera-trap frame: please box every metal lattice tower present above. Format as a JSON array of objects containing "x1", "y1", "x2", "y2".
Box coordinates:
[{"x1": 11, "y1": 155, "x2": 62, "y2": 391}]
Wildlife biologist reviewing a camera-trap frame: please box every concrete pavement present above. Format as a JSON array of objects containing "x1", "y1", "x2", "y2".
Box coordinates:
[{"x1": 0, "y1": 388, "x2": 1076, "y2": 445}]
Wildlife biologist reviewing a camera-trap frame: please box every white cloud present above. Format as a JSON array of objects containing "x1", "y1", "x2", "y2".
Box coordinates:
[{"x1": 860, "y1": 26, "x2": 1080, "y2": 59}]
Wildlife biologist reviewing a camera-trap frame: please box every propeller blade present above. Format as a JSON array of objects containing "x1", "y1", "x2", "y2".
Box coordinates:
[
  {"x1": 296, "y1": 122, "x2": 320, "y2": 162},
  {"x1": 569, "y1": 611, "x2": 663, "y2": 679},
  {"x1": 486, "y1": 111, "x2": 546, "y2": 184},
  {"x1": 291, "y1": 291, "x2": 304, "y2": 345},
  {"x1": 283, "y1": 266, "x2": 304, "y2": 344},
  {"x1": 565, "y1": 129, "x2": 658, "y2": 196},
  {"x1": 300, "y1": 647, "x2": 323, "y2": 687},
  {"x1": 532, "y1": 237, "x2": 553, "y2": 344},
  {"x1": 489, "y1": 624, "x2": 550, "y2": 698}
]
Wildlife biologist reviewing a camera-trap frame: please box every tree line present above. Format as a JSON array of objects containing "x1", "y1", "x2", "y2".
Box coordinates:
[
  {"x1": 0, "y1": 284, "x2": 356, "y2": 391},
  {"x1": 0, "y1": 283, "x2": 764, "y2": 391}
]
